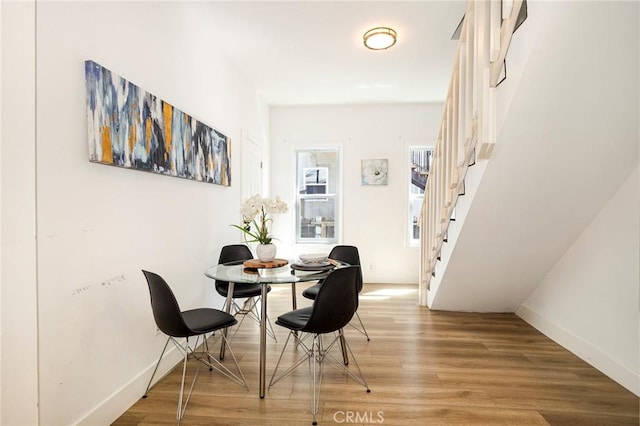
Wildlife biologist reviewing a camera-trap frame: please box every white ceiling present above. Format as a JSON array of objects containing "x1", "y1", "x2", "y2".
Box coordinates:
[{"x1": 203, "y1": 1, "x2": 467, "y2": 105}]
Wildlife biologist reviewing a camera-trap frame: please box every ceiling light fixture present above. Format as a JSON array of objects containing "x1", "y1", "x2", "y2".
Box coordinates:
[{"x1": 363, "y1": 27, "x2": 397, "y2": 50}]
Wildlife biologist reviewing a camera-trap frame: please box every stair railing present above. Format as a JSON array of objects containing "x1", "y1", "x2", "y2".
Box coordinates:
[{"x1": 419, "y1": 0, "x2": 525, "y2": 306}]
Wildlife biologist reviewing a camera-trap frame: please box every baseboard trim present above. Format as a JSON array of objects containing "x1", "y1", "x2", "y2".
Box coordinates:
[
  {"x1": 516, "y1": 304, "x2": 639, "y2": 396},
  {"x1": 75, "y1": 343, "x2": 182, "y2": 425}
]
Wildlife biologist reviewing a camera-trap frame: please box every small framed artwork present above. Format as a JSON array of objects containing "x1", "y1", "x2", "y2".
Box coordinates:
[{"x1": 361, "y1": 159, "x2": 388, "y2": 185}]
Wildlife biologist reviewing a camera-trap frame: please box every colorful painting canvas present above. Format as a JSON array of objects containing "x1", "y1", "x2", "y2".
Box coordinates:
[{"x1": 85, "y1": 60, "x2": 231, "y2": 186}]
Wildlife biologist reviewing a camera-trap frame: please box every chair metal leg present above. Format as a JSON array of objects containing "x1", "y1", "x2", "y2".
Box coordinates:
[
  {"x1": 349, "y1": 311, "x2": 371, "y2": 341},
  {"x1": 143, "y1": 337, "x2": 171, "y2": 397},
  {"x1": 269, "y1": 331, "x2": 311, "y2": 388},
  {"x1": 223, "y1": 297, "x2": 278, "y2": 349},
  {"x1": 268, "y1": 332, "x2": 291, "y2": 388},
  {"x1": 173, "y1": 337, "x2": 202, "y2": 423},
  {"x1": 219, "y1": 283, "x2": 234, "y2": 360},
  {"x1": 147, "y1": 332, "x2": 248, "y2": 422},
  {"x1": 202, "y1": 333, "x2": 249, "y2": 390},
  {"x1": 270, "y1": 327, "x2": 369, "y2": 425},
  {"x1": 186, "y1": 334, "x2": 217, "y2": 371},
  {"x1": 339, "y1": 331, "x2": 349, "y2": 365},
  {"x1": 245, "y1": 297, "x2": 277, "y2": 342},
  {"x1": 184, "y1": 331, "x2": 248, "y2": 388},
  {"x1": 176, "y1": 346, "x2": 189, "y2": 422},
  {"x1": 252, "y1": 303, "x2": 276, "y2": 341},
  {"x1": 202, "y1": 333, "x2": 213, "y2": 371},
  {"x1": 325, "y1": 330, "x2": 370, "y2": 391},
  {"x1": 311, "y1": 335, "x2": 322, "y2": 426},
  {"x1": 341, "y1": 329, "x2": 370, "y2": 391}
]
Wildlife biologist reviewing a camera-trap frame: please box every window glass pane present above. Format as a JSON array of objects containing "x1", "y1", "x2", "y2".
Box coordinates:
[
  {"x1": 296, "y1": 149, "x2": 339, "y2": 243},
  {"x1": 297, "y1": 151, "x2": 338, "y2": 194},
  {"x1": 410, "y1": 149, "x2": 432, "y2": 195},
  {"x1": 410, "y1": 196, "x2": 422, "y2": 240},
  {"x1": 299, "y1": 197, "x2": 336, "y2": 239},
  {"x1": 409, "y1": 147, "x2": 433, "y2": 245},
  {"x1": 303, "y1": 167, "x2": 328, "y2": 194}
]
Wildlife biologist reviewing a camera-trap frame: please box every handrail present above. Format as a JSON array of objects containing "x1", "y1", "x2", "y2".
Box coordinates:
[
  {"x1": 490, "y1": 0, "x2": 526, "y2": 87},
  {"x1": 418, "y1": 0, "x2": 526, "y2": 306}
]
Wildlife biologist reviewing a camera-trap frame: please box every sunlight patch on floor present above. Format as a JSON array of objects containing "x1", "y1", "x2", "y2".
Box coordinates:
[{"x1": 360, "y1": 287, "x2": 417, "y2": 300}]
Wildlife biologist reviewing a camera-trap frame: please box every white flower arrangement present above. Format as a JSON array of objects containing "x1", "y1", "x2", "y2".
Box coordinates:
[{"x1": 232, "y1": 194, "x2": 288, "y2": 244}]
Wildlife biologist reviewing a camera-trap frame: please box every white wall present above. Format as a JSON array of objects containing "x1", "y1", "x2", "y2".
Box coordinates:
[
  {"x1": 518, "y1": 167, "x2": 640, "y2": 395},
  {"x1": 1, "y1": 1, "x2": 39, "y2": 424},
  {"x1": 270, "y1": 104, "x2": 442, "y2": 284},
  {"x1": 1, "y1": 1, "x2": 266, "y2": 424}
]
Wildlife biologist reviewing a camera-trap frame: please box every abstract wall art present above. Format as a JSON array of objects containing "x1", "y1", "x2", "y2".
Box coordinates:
[
  {"x1": 84, "y1": 60, "x2": 231, "y2": 186},
  {"x1": 361, "y1": 159, "x2": 388, "y2": 185}
]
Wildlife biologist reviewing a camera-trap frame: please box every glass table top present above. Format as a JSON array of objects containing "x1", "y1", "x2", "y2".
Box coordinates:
[{"x1": 205, "y1": 259, "x2": 346, "y2": 284}]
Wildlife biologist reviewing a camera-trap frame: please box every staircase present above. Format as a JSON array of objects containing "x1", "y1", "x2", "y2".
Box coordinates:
[
  {"x1": 420, "y1": 0, "x2": 639, "y2": 313},
  {"x1": 419, "y1": 0, "x2": 526, "y2": 307}
]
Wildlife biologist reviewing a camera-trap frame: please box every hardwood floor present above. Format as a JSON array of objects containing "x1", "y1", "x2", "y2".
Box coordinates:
[{"x1": 114, "y1": 283, "x2": 639, "y2": 425}]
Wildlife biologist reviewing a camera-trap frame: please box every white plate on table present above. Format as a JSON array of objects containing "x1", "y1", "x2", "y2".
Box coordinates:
[
  {"x1": 299, "y1": 253, "x2": 329, "y2": 264},
  {"x1": 291, "y1": 261, "x2": 334, "y2": 272}
]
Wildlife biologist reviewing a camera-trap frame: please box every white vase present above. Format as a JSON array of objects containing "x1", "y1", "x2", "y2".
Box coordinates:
[{"x1": 256, "y1": 243, "x2": 277, "y2": 262}]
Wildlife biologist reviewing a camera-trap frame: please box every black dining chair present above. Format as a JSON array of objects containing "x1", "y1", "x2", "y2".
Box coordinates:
[
  {"x1": 302, "y1": 245, "x2": 370, "y2": 341},
  {"x1": 141, "y1": 270, "x2": 248, "y2": 422},
  {"x1": 269, "y1": 266, "x2": 370, "y2": 425},
  {"x1": 214, "y1": 244, "x2": 276, "y2": 342}
]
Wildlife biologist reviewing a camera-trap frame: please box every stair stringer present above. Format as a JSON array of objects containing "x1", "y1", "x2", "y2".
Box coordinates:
[{"x1": 427, "y1": 158, "x2": 488, "y2": 308}]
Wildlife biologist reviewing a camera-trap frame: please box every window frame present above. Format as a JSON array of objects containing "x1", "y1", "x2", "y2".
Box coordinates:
[{"x1": 294, "y1": 148, "x2": 341, "y2": 245}]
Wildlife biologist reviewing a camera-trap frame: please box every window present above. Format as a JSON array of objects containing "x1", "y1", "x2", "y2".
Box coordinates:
[
  {"x1": 296, "y1": 149, "x2": 340, "y2": 243},
  {"x1": 409, "y1": 146, "x2": 433, "y2": 246}
]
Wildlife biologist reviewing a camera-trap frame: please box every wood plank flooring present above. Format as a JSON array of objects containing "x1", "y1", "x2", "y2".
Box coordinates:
[{"x1": 114, "y1": 283, "x2": 639, "y2": 425}]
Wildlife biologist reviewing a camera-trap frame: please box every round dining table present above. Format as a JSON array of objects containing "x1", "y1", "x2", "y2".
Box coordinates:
[{"x1": 205, "y1": 259, "x2": 344, "y2": 398}]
